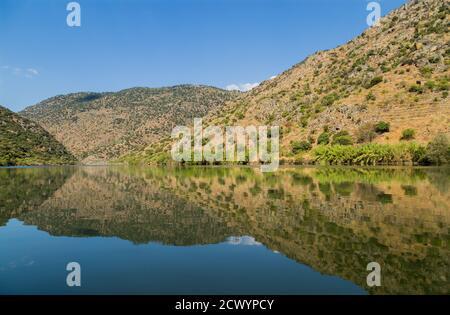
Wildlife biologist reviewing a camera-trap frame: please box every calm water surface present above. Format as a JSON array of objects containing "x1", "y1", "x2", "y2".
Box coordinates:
[{"x1": 0, "y1": 166, "x2": 449, "y2": 294}]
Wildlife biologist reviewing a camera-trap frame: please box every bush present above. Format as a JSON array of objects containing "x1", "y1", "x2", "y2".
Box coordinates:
[
  {"x1": 408, "y1": 85, "x2": 423, "y2": 93},
  {"x1": 420, "y1": 67, "x2": 433, "y2": 78},
  {"x1": 437, "y1": 79, "x2": 449, "y2": 91},
  {"x1": 356, "y1": 124, "x2": 377, "y2": 143},
  {"x1": 366, "y1": 92, "x2": 376, "y2": 101},
  {"x1": 426, "y1": 134, "x2": 450, "y2": 165},
  {"x1": 313, "y1": 143, "x2": 427, "y2": 165},
  {"x1": 401, "y1": 129, "x2": 415, "y2": 140},
  {"x1": 333, "y1": 135, "x2": 353, "y2": 145},
  {"x1": 291, "y1": 141, "x2": 312, "y2": 154},
  {"x1": 366, "y1": 76, "x2": 383, "y2": 88},
  {"x1": 332, "y1": 131, "x2": 353, "y2": 145},
  {"x1": 321, "y1": 93, "x2": 339, "y2": 107},
  {"x1": 375, "y1": 121, "x2": 390, "y2": 133},
  {"x1": 317, "y1": 132, "x2": 330, "y2": 145},
  {"x1": 425, "y1": 80, "x2": 436, "y2": 90}
]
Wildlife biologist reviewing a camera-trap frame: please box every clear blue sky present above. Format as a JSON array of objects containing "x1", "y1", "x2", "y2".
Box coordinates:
[{"x1": 0, "y1": 0, "x2": 407, "y2": 112}]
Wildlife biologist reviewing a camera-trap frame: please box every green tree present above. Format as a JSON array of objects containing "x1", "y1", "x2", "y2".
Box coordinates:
[
  {"x1": 426, "y1": 134, "x2": 450, "y2": 165},
  {"x1": 291, "y1": 141, "x2": 312, "y2": 154},
  {"x1": 332, "y1": 131, "x2": 353, "y2": 145},
  {"x1": 317, "y1": 132, "x2": 330, "y2": 145}
]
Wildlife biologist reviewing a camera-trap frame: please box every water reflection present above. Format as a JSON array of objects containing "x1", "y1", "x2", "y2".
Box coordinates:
[{"x1": 0, "y1": 166, "x2": 449, "y2": 294}]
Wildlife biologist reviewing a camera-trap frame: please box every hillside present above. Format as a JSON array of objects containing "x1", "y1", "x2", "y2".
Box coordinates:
[
  {"x1": 20, "y1": 85, "x2": 238, "y2": 162},
  {"x1": 0, "y1": 106, "x2": 76, "y2": 166},
  {"x1": 132, "y1": 0, "x2": 449, "y2": 165}
]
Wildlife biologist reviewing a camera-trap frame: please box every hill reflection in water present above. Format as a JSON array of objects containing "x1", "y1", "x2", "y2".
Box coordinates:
[{"x1": 0, "y1": 166, "x2": 449, "y2": 294}]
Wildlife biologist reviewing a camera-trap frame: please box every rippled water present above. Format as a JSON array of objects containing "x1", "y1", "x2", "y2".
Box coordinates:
[{"x1": 0, "y1": 166, "x2": 449, "y2": 294}]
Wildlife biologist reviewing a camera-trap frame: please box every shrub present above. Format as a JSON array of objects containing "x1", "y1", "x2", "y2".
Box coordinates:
[
  {"x1": 291, "y1": 140, "x2": 312, "y2": 154},
  {"x1": 375, "y1": 121, "x2": 390, "y2": 133},
  {"x1": 424, "y1": 80, "x2": 436, "y2": 90},
  {"x1": 333, "y1": 135, "x2": 353, "y2": 145},
  {"x1": 300, "y1": 116, "x2": 309, "y2": 128},
  {"x1": 356, "y1": 124, "x2": 377, "y2": 143},
  {"x1": 366, "y1": 92, "x2": 376, "y2": 101},
  {"x1": 437, "y1": 79, "x2": 449, "y2": 91},
  {"x1": 317, "y1": 132, "x2": 330, "y2": 145},
  {"x1": 426, "y1": 134, "x2": 450, "y2": 165},
  {"x1": 332, "y1": 131, "x2": 353, "y2": 145},
  {"x1": 313, "y1": 143, "x2": 427, "y2": 165},
  {"x1": 366, "y1": 76, "x2": 383, "y2": 88},
  {"x1": 401, "y1": 129, "x2": 415, "y2": 140},
  {"x1": 420, "y1": 67, "x2": 433, "y2": 78},
  {"x1": 321, "y1": 93, "x2": 339, "y2": 107},
  {"x1": 408, "y1": 85, "x2": 423, "y2": 93}
]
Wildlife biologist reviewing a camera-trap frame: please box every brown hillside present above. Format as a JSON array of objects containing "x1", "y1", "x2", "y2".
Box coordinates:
[
  {"x1": 20, "y1": 85, "x2": 238, "y2": 163},
  {"x1": 129, "y1": 0, "x2": 450, "y2": 164},
  {"x1": 204, "y1": 0, "x2": 449, "y2": 157}
]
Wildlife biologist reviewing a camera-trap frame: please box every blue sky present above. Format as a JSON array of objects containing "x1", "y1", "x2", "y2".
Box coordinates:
[{"x1": 0, "y1": 0, "x2": 407, "y2": 112}]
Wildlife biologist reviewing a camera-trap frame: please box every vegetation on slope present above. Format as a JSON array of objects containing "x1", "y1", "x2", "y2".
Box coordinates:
[
  {"x1": 127, "y1": 0, "x2": 449, "y2": 166},
  {"x1": 0, "y1": 106, "x2": 76, "y2": 166},
  {"x1": 20, "y1": 85, "x2": 239, "y2": 162}
]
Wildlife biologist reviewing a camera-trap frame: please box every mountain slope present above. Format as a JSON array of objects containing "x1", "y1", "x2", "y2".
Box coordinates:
[
  {"x1": 0, "y1": 106, "x2": 76, "y2": 166},
  {"x1": 134, "y1": 0, "x2": 449, "y2": 164},
  {"x1": 20, "y1": 85, "x2": 238, "y2": 162},
  {"x1": 216, "y1": 0, "x2": 450, "y2": 152}
]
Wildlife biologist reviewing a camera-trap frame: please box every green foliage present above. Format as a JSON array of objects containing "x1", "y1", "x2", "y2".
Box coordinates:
[
  {"x1": 401, "y1": 129, "x2": 416, "y2": 140},
  {"x1": 321, "y1": 93, "x2": 339, "y2": 107},
  {"x1": 437, "y1": 77, "x2": 449, "y2": 91},
  {"x1": 420, "y1": 66, "x2": 433, "y2": 78},
  {"x1": 408, "y1": 85, "x2": 424, "y2": 94},
  {"x1": 366, "y1": 76, "x2": 383, "y2": 88},
  {"x1": 375, "y1": 121, "x2": 390, "y2": 133},
  {"x1": 0, "y1": 106, "x2": 76, "y2": 166},
  {"x1": 317, "y1": 132, "x2": 330, "y2": 145},
  {"x1": 20, "y1": 85, "x2": 238, "y2": 160},
  {"x1": 332, "y1": 131, "x2": 353, "y2": 145},
  {"x1": 426, "y1": 134, "x2": 450, "y2": 165},
  {"x1": 424, "y1": 80, "x2": 436, "y2": 90},
  {"x1": 291, "y1": 141, "x2": 312, "y2": 154},
  {"x1": 366, "y1": 92, "x2": 376, "y2": 101},
  {"x1": 313, "y1": 143, "x2": 427, "y2": 165}
]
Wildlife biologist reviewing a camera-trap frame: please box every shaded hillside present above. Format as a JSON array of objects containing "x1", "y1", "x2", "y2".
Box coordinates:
[
  {"x1": 0, "y1": 167, "x2": 75, "y2": 226},
  {"x1": 20, "y1": 85, "x2": 238, "y2": 162},
  {"x1": 0, "y1": 106, "x2": 76, "y2": 166},
  {"x1": 134, "y1": 0, "x2": 449, "y2": 164}
]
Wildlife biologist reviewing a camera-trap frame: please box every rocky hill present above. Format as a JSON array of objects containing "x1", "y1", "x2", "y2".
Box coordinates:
[
  {"x1": 132, "y1": 0, "x2": 449, "y2": 164},
  {"x1": 20, "y1": 85, "x2": 238, "y2": 162},
  {"x1": 0, "y1": 105, "x2": 76, "y2": 166}
]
